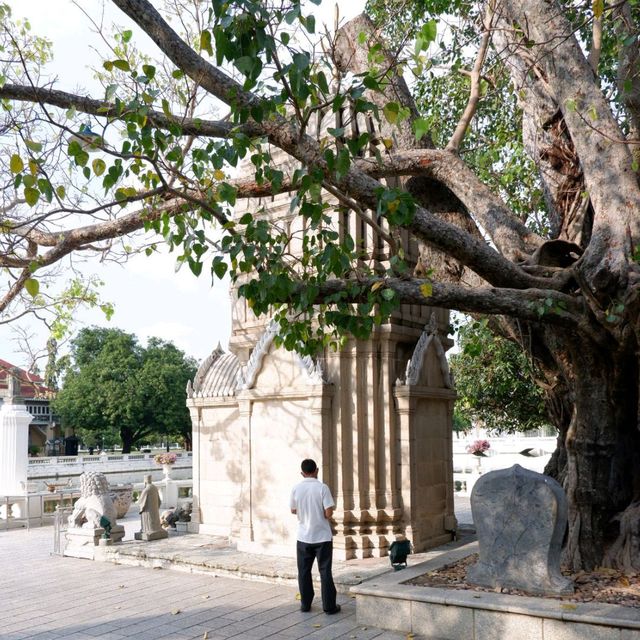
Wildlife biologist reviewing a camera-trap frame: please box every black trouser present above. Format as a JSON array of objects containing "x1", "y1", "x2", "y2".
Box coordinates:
[{"x1": 296, "y1": 540, "x2": 337, "y2": 611}]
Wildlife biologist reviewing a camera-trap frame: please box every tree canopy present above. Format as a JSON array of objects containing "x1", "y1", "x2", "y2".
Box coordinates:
[
  {"x1": 1, "y1": 0, "x2": 640, "y2": 571},
  {"x1": 52, "y1": 327, "x2": 197, "y2": 452},
  {"x1": 450, "y1": 319, "x2": 549, "y2": 434}
]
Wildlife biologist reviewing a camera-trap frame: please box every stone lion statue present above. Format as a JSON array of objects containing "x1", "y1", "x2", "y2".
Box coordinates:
[{"x1": 68, "y1": 471, "x2": 118, "y2": 531}]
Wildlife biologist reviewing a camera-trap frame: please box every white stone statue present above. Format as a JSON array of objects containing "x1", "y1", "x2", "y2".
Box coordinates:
[{"x1": 68, "y1": 471, "x2": 117, "y2": 531}]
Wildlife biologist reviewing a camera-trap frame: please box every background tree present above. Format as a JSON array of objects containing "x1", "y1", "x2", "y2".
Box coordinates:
[
  {"x1": 1, "y1": 0, "x2": 639, "y2": 571},
  {"x1": 53, "y1": 327, "x2": 197, "y2": 452},
  {"x1": 450, "y1": 319, "x2": 550, "y2": 434}
]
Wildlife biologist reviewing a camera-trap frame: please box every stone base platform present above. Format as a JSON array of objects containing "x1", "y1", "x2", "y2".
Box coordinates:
[
  {"x1": 64, "y1": 524, "x2": 126, "y2": 560},
  {"x1": 352, "y1": 541, "x2": 640, "y2": 640},
  {"x1": 93, "y1": 526, "x2": 476, "y2": 594}
]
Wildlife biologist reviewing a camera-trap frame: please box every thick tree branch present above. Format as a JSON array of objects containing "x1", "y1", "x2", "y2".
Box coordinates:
[
  {"x1": 0, "y1": 267, "x2": 31, "y2": 315},
  {"x1": 111, "y1": 0, "x2": 258, "y2": 109},
  {"x1": 312, "y1": 276, "x2": 582, "y2": 325},
  {"x1": 112, "y1": 0, "x2": 546, "y2": 291},
  {"x1": 614, "y1": 3, "x2": 640, "y2": 147},
  {"x1": 1, "y1": 197, "x2": 194, "y2": 269},
  {"x1": 0, "y1": 83, "x2": 263, "y2": 138},
  {"x1": 504, "y1": 0, "x2": 640, "y2": 287},
  {"x1": 588, "y1": 11, "x2": 603, "y2": 73}
]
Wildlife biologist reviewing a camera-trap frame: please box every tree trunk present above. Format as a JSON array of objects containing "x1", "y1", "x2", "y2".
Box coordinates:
[
  {"x1": 543, "y1": 333, "x2": 640, "y2": 571},
  {"x1": 120, "y1": 427, "x2": 134, "y2": 454}
]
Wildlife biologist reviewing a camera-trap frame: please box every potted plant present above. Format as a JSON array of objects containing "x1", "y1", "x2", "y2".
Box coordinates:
[{"x1": 154, "y1": 452, "x2": 178, "y2": 479}]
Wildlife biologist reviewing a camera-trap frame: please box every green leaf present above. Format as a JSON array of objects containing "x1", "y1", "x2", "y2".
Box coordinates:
[
  {"x1": 171, "y1": 69, "x2": 184, "y2": 79},
  {"x1": 200, "y1": 29, "x2": 213, "y2": 56},
  {"x1": 142, "y1": 64, "x2": 156, "y2": 79},
  {"x1": 24, "y1": 186, "x2": 39, "y2": 207},
  {"x1": 92, "y1": 158, "x2": 106, "y2": 176},
  {"x1": 25, "y1": 139, "x2": 43, "y2": 153},
  {"x1": 212, "y1": 259, "x2": 228, "y2": 279},
  {"x1": 383, "y1": 102, "x2": 400, "y2": 124},
  {"x1": 24, "y1": 277, "x2": 39, "y2": 297},
  {"x1": 381, "y1": 288, "x2": 395, "y2": 301},
  {"x1": 413, "y1": 118, "x2": 429, "y2": 141},
  {"x1": 415, "y1": 20, "x2": 437, "y2": 53},
  {"x1": 292, "y1": 52, "x2": 310, "y2": 71},
  {"x1": 304, "y1": 14, "x2": 315, "y2": 33},
  {"x1": 10, "y1": 154, "x2": 23, "y2": 174},
  {"x1": 105, "y1": 84, "x2": 117, "y2": 101},
  {"x1": 112, "y1": 59, "x2": 130, "y2": 72}
]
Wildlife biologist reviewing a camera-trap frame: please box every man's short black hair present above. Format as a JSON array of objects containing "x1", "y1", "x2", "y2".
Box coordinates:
[{"x1": 301, "y1": 459, "x2": 317, "y2": 474}]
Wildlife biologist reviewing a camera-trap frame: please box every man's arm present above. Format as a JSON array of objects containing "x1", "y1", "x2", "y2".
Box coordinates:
[
  {"x1": 324, "y1": 506, "x2": 334, "y2": 519},
  {"x1": 291, "y1": 508, "x2": 297, "y2": 514}
]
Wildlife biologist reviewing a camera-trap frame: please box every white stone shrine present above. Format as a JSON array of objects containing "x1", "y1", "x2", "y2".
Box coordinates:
[
  {"x1": 187, "y1": 35, "x2": 458, "y2": 558},
  {"x1": 0, "y1": 372, "x2": 32, "y2": 506},
  {"x1": 187, "y1": 148, "x2": 458, "y2": 557},
  {"x1": 188, "y1": 308, "x2": 457, "y2": 560}
]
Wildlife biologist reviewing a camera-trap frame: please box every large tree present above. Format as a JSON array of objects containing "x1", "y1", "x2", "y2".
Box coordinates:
[
  {"x1": 450, "y1": 319, "x2": 549, "y2": 434},
  {"x1": 53, "y1": 327, "x2": 197, "y2": 452},
  {"x1": 1, "y1": 0, "x2": 639, "y2": 571}
]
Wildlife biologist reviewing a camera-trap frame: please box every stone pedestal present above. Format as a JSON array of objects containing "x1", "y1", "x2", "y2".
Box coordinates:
[
  {"x1": 160, "y1": 479, "x2": 178, "y2": 509},
  {"x1": 134, "y1": 528, "x2": 168, "y2": 541},
  {"x1": 64, "y1": 524, "x2": 125, "y2": 560},
  {"x1": 0, "y1": 400, "x2": 32, "y2": 496}
]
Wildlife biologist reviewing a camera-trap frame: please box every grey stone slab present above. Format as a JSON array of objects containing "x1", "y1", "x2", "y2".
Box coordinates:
[
  {"x1": 621, "y1": 631, "x2": 640, "y2": 640},
  {"x1": 468, "y1": 465, "x2": 573, "y2": 596},
  {"x1": 543, "y1": 619, "x2": 621, "y2": 640},
  {"x1": 355, "y1": 595, "x2": 411, "y2": 632},
  {"x1": 411, "y1": 601, "x2": 474, "y2": 640},
  {"x1": 474, "y1": 609, "x2": 543, "y2": 640}
]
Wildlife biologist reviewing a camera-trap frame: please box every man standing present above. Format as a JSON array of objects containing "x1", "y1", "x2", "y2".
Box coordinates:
[{"x1": 290, "y1": 459, "x2": 341, "y2": 614}]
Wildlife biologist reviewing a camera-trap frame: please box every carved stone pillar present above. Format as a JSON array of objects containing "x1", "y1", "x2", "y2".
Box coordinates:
[{"x1": 237, "y1": 398, "x2": 253, "y2": 543}]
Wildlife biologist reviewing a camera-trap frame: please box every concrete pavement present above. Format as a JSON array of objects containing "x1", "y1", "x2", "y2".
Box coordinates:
[
  {"x1": 0, "y1": 497, "x2": 474, "y2": 639},
  {"x1": 0, "y1": 523, "x2": 420, "y2": 640}
]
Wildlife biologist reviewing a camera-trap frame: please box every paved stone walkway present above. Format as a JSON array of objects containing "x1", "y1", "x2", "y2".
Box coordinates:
[
  {"x1": 0, "y1": 498, "x2": 473, "y2": 639},
  {"x1": 0, "y1": 524, "x2": 423, "y2": 640}
]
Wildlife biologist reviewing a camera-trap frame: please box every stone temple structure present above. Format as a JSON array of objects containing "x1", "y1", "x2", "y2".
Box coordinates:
[
  {"x1": 187, "y1": 28, "x2": 458, "y2": 559},
  {"x1": 188, "y1": 304, "x2": 456, "y2": 560},
  {"x1": 187, "y1": 158, "x2": 458, "y2": 560}
]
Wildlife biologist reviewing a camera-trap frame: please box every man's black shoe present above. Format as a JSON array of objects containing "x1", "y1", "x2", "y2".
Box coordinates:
[
  {"x1": 300, "y1": 606, "x2": 311, "y2": 612},
  {"x1": 325, "y1": 605, "x2": 341, "y2": 615}
]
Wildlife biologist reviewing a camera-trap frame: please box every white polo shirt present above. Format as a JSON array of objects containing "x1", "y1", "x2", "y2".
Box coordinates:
[{"x1": 290, "y1": 477, "x2": 335, "y2": 543}]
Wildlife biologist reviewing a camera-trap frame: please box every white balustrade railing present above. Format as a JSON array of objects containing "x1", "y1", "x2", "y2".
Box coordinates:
[
  {"x1": 1, "y1": 478, "x2": 193, "y2": 531},
  {"x1": 26, "y1": 452, "x2": 193, "y2": 483},
  {"x1": 452, "y1": 436, "x2": 556, "y2": 495},
  {"x1": 28, "y1": 451, "x2": 192, "y2": 467}
]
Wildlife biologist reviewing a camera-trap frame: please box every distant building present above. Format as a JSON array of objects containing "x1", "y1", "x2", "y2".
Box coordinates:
[{"x1": 0, "y1": 359, "x2": 61, "y2": 455}]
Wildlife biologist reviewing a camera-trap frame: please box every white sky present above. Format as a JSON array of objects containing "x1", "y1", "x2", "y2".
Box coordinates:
[{"x1": 1, "y1": 0, "x2": 365, "y2": 369}]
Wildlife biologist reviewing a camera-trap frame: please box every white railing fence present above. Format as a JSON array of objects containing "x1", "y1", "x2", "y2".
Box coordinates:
[{"x1": 453, "y1": 436, "x2": 556, "y2": 495}]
